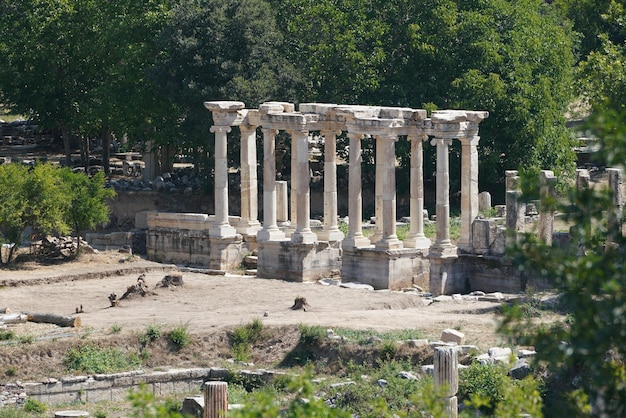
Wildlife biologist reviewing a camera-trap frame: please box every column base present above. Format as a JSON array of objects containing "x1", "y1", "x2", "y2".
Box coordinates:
[
  {"x1": 291, "y1": 230, "x2": 317, "y2": 244},
  {"x1": 375, "y1": 237, "x2": 403, "y2": 250},
  {"x1": 317, "y1": 229, "x2": 345, "y2": 242},
  {"x1": 429, "y1": 242, "x2": 458, "y2": 258},
  {"x1": 342, "y1": 235, "x2": 372, "y2": 250},
  {"x1": 404, "y1": 235, "x2": 431, "y2": 250},
  {"x1": 236, "y1": 220, "x2": 262, "y2": 237},
  {"x1": 209, "y1": 224, "x2": 237, "y2": 238},
  {"x1": 257, "y1": 227, "x2": 286, "y2": 242},
  {"x1": 456, "y1": 238, "x2": 473, "y2": 254}
]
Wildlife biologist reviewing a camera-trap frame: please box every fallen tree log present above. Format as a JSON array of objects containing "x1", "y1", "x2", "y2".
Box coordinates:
[
  {"x1": 25, "y1": 312, "x2": 81, "y2": 328},
  {"x1": 0, "y1": 313, "x2": 28, "y2": 324}
]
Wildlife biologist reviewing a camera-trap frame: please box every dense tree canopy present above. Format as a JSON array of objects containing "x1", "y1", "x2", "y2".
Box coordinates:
[{"x1": 0, "y1": 0, "x2": 602, "y2": 194}]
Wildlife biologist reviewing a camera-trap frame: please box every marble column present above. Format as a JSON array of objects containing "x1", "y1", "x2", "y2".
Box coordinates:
[
  {"x1": 257, "y1": 128, "x2": 285, "y2": 242},
  {"x1": 505, "y1": 170, "x2": 525, "y2": 247},
  {"x1": 342, "y1": 132, "x2": 371, "y2": 249},
  {"x1": 142, "y1": 140, "x2": 159, "y2": 181},
  {"x1": 457, "y1": 135, "x2": 480, "y2": 252},
  {"x1": 607, "y1": 167, "x2": 623, "y2": 248},
  {"x1": 430, "y1": 137, "x2": 457, "y2": 257},
  {"x1": 538, "y1": 170, "x2": 556, "y2": 245},
  {"x1": 237, "y1": 125, "x2": 261, "y2": 235},
  {"x1": 291, "y1": 129, "x2": 316, "y2": 244},
  {"x1": 288, "y1": 131, "x2": 298, "y2": 235},
  {"x1": 318, "y1": 130, "x2": 344, "y2": 241},
  {"x1": 405, "y1": 134, "x2": 431, "y2": 249},
  {"x1": 209, "y1": 126, "x2": 237, "y2": 238},
  {"x1": 434, "y1": 346, "x2": 459, "y2": 418},
  {"x1": 370, "y1": 136, "x2": 383, "y2": 244},
  {"x1": 374, "y1": 134, "x2": 402, "y2": 250}
]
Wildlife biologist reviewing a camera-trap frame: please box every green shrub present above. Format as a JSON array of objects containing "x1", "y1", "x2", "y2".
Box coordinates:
[
  {"x1": 297, "y1": 324, "x2": 325, "y2": 346},
  {"x1": 0, "y1": 330, "x2": 15, "y2": 341},
  {"x1": 230, "y1": 319, "x2": 265, "y2": 361},
  {"x1": 5, "y1": 366, "x2": 16, "y2": 376},
  {"x1": 379, "y1": 341, "x2": 398, "y2": 361},
  {"x1": 168, "y1": 324, "x2": 191, "y2": 350},
  {"x1": 140, "y1": 324, "x2": 161, "y2": 346},
  {"x1": 459, "y1": 362, "x2": 508, "y2": 414},
  {"x1": 110, "y1": 323, "x2": 122, "y2": 334},
  {"x1": 23, "y1": 399, "x2": 46, "y2": 413},
  {"x1": 64, "y1": 345, "x2": 141, "y2": 374}
]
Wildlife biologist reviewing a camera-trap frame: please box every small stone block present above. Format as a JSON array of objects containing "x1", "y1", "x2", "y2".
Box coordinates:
[{"x1": 441, "y1": 328, "x2": 465, "y2": 345}]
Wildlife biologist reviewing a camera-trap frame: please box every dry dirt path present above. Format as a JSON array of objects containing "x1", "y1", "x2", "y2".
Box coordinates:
[{"x1": 0, "y1": 252, "x2": 506, "y2": 348}]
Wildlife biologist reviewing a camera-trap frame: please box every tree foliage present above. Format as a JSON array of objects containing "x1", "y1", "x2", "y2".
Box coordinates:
[
  {"x1": 0, "y1": 164, "x2": 114, "y2": 264},
  {"x1": 501, "y1": 108, "x2": 626, "y2": 416}
]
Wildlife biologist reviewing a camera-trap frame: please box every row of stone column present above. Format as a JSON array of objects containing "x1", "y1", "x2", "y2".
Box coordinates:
[
  {"x1": 506, "y1": 167, "x2": 623, "y2": 246},
  {"x1": 205, "y1": 101, "x2": 488, "y2": 257}
]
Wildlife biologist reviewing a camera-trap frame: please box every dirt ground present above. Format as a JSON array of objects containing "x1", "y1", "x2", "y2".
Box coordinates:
[
  {"x1": 1, "y1": 251, "x2": 505, "y2": 340},
  {"x1": 0, "y1": 250, "x2": 517, "y2": 383}
]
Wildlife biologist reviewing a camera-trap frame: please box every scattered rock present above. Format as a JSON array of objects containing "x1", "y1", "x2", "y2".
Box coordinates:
[
  {"x1": 398, "y1": 371, "x2": 419, "y2": 380},
  {"x1": 339, "y1": 282, "x2": 374, "y2": 290}
]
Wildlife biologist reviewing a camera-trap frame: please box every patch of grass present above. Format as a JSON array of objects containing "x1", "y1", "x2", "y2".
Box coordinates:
[
  {"x1": 298, "y1": 324, "x2": 326, "y2": 346},
  {"x1": 64, "y1": 345, "x2": 141, "y2": 374},
  {"x1": 140, "y1": 324, "x2": 161, "y2": 346},
  {"x1": 230, "y1": 319, "x2": 265, "y2": 361},
  {"x1": 168, "y1": 324, "x2": 191, "y2": 350},
  {"x1": 5, "y1": 366, "x2": 16, "y2": 376},
  {"x1": 323, "y1": 359, "x2": 426, "y2": 416},
  {"x1": 396, "y1": 224, "x2": 410, "y2": 241},
  {"x1": 23, "y1": 399, "x2": 47, "y2": 413},
  {"x1": 379, "y1": 341, "x2": 398, "y2": 361},
  {"x1": 110, "y1": 323, "x2": 122, "y2": 334},
  {"x1": 332, "y1": 328, "x2": 424, "y2": 345},
  {"x1": 0, "y1": 330, "x2": 15, "y2": 341},
  {"x1": 0, "y1": 407, "x2": 31, "y2": 418},
  {"x1": 18, "y1": 334, "x2": 34, "y2": 344}
]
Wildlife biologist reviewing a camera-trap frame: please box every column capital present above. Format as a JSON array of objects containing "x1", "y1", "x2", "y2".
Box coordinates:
[
  {"x1": 408, "y1": 133, "x2": 429, "y2": 142},
  {"x1": 459, "y1": 135, "x2": 480, "y2": 146},
  {"x1": 372, "y1": 133, "x2": 399, "y2": 141},
  {"x1": 320, "y1": 129, "x2": 342, "y2": 138},
  {"x1": 430, "y1": 137, "x2": 453, "y2": 147},
  {"x1": 346, "y1": 132, "x2": 364, "y2": 140},
  {"x1": 210, "y1": 126, "x2": 232, "y2": 134},
  {"x1": 261, "y1": 127, "x2": 278, "y2": 135},
  {"x1": 239, "y1": 124, "x2": 258, "y2": 134}
]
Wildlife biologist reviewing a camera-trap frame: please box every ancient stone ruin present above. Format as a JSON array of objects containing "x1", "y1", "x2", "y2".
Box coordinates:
[{"x1": 139, "y1": 100, "x2": 623, "y2": 295}]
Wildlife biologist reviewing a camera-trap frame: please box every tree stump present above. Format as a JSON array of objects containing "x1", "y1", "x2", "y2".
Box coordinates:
[
  {"x1": 157, "y1": 272, "x2": 184, "y2": 288},
  {"x1": 120, "y1": 274, "x2": 156, "y2": 300},
  {"x1": 108, "y1": 293, "x2": 119, "y2": 307},
  {"x1": 291, "y1": 296, "x2": 310, "y2": 311}
]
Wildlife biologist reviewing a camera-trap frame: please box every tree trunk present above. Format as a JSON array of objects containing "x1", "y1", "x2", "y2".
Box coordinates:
[
  {"x1": 160, "y1": 144, "x2": 175, "y2": 173},
  {"x1": 61, "y1": 126, "x2": 72, "y2": 167},
  {"x1": 102, "y1": 127, "x2": 111, "y2": 175},
  {"x1": 25, "y1": 312, "x2": 81, "y2": 327},
  {"x1": 0, "y1": 313, "x2": 28, "y2": 324}
]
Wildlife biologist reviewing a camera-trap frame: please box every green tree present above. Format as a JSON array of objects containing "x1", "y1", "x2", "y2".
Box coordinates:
[
  {"x1": 0, "y1": 0, "x2": 173, "y2": 170},
  {"x1": 0, "y1": 163, "x2": 29, "y2": 264},
  {"x1": 501, "y1": 108, "x2": 626, "y2": 416},
  {"x1": 59, "y1": 170, "x2": 116, "y2": 256},
  {"x1": 0, "y1": 163, "x2": 71, "y2": 264},
  {"x1": 150, "y1": 0, "x2": 302, "y2": 179},
  {"x1": 272, "y1": 0, "x2": 577, "y2": 197}
]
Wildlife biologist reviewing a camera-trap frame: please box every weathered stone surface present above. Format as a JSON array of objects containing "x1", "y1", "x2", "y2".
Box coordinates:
[{"x1": 441, "y1": 329, "x2": 465, "y2": 345}]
